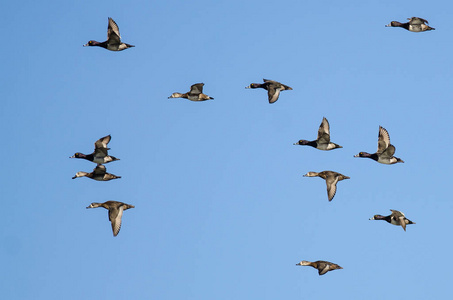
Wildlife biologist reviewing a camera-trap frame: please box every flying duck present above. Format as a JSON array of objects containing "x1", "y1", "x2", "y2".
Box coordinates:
[
  {"x1": 70, "y1": 135, "x2": 119, "y2": 164},
  {"x1": 369, "y1": 209, "x2": 415, "y2": 231},
  {"x1": 72, "y1": 164, "x2": 121, "y2": 181},
  {"x1": 296, "y1": 260, "x2": 343, "y2": 276},
  {"x1": 385, "y1": 17, "x2": 435, "y2": 32},
  {"x1": 84, "y1": 17, "x2": 135, "y2": 51},
  {"x1": 245, "y1": 79, "x2": 292, "y2": 103},
  {"x1": 86, "y1": 201, "x2": 135, "y2": 236},
  {"x1": 294, "y1": 117, "x2": 342, "y2": 150},
  {"x1": 168, "y1": 83, "x2": 213, "y2": 101},
  {"x1": 303, "y1": 171, "x2": 350, "y2": 201},
  {"x1": 354, "y1": 126, "x2": 404, "y2": 164}
]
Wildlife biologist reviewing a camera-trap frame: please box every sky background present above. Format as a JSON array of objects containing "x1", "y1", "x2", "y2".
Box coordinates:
[{"x1": 1, "y1": 0, "x2": 451, "y2": 299}]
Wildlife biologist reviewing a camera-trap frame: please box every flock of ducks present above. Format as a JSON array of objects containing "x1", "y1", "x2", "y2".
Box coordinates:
[
  {"x1": 80, "y1": 16, "x2": 433, "y2": 275},
  {"x1": 71, "y1": 135, "x2": 133, "y2": 236}
]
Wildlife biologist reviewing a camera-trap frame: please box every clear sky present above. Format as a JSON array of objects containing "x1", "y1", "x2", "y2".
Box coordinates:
[{"x1": 1, "y1": 0, "x2": 451, "y2": 299}]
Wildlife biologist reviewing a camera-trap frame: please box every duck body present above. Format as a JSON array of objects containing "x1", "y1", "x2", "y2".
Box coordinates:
[
  {"x1": 370, "y1": 209, "x2": 415, "y2": 231},
  {"x1": 71, "y1": 152, "x2": 119, "y2": 164},
  {"x1": 303, "y1": 171, "x2": 350, "y2": 201},
  {"x1": 87, "y1": 201, "x2": 135, "y2": 236},
  {"x1": 354, "y1": 126, "x2": 404, "y2": 164},
  {"x1": 245, "y1": 79, "x2": 292, "y2": 103},
  {"x1": 296, "y1": 260, "x2": 343, "y2": 276},
  {"x1": 72, "y1": 164, "x2": 121, "y2": 181},
  {"x1": 294, "y1": 117, "x2": 342, "y2": 150},
  {"x1": 70, "y1": 135, "x2": 119, "y2": 164},
  {"x1": 386, "y1": 17, "x2": 435, "y2": 32},
  {"x1": 168, "y1": 83, "x2": 213, "y2": 101},
  {"x1": 84, "y1": 18, "x2": 134, "y2": 51}
]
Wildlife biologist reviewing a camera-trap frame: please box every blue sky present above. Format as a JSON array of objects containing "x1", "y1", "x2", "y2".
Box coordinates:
[{"x1": 1, "y1": 0, "x2": 452, "y2": 299}]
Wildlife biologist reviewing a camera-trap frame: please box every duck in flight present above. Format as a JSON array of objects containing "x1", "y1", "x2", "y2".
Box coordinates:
[
  {"x1": 385, "y1": 17, "x2": 435, "y2": 32},
  {"x1": 369, "y1": 210, "x2": 415, "y2": 231},
  {"x1": 86, "y1": 201, "x2": 135, "y2": 236},
  {"x1": 168, "y1": 83, "x2": 214, "y2": 101},
  {"x1": 303, "y1": 171, "x2": 350, "y2": 201},
  {"x1": 354, "y1": 126, "x2": 404, "y2": 164},
  {"x1": 84, "y1": 17, "x2": 135, "y2": 51},
  {"x1": 72, "y1": 164, "x2": 121, "y2": 181},
  {"x1": 294, "y1": 117, "x2": 342, "y2": 150},
  {"x1": 245, "y1": 79, "x2": 292, "y2": 103},
  {"x1": 296, "y1": 260, "x2": 343, "y2": 276},
  {"x1": 70, "y1": 135, "x2": 119, "y2": 164}
]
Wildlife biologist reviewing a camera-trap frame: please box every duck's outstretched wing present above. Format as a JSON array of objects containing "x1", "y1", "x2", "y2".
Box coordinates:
[
  {"x1": 190, "y1": 83, "x2": 204, "y2": 95},
  {"x1": 380, "y1": 144, "x2": 396, "y2": 159},
  {"x1": 94, "y1": 135, "x2": 111, "y2": 156},
  {"x1": 267, "y1": 85, "x2": 281, "y2": 103},
  {"x1": 408, "y1": 17, "x2": 429, "y2": 25},
  {"x1": 109, "y1": 206, "x2": 124, "y2": 236},
  {"x1": 95, "y1": 135, "x2": 111, "y2": 149},
  {"x1": 377, "y1": 126, "x2": 391, "y2": 153},
  {"x1": 317, "y1": 117, "x2": 331, "y2": 144},
  {"x1": 107, "y1": 17, "x2": 121, "y2": 44},
  {"x1": 318, "y1": 264, "x2": 330, "y2": 275},
  {"x1": 325, "y1": 175, "x2": 340, "y2": 201},
  {"x1": 93, "y1": 164, "x2": 106, "y2": 175}
]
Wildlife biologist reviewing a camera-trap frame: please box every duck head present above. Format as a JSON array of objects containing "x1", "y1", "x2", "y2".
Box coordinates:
[
  {"x1": 70, "y1": 152, "x2": 85, "y2": 158},
  {"x1": 294, "y1": 140, "x2": 310, "y2": 145},
  {"x1": 385, "y1": 21, "x2": 403, "y2": 27},
  {"x1": 303, "y1": 172, "x2": 318, "y2": 177},
  {"x1": 245, "y1": 83, "x2": 260, "y2": 89},
  {"x1": 354, "y1": 152, "x2": 371, "y2": 158},
  {"x1": 168, "y1": 92, "x2": 183, "y2": 99},
  {"x1": 83, "y1": 40, "x2": 100, "y2": 47}
]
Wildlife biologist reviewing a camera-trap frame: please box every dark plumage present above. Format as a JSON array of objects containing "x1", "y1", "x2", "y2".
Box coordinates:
[
  {"x1": 385, "y1": 17, "x2": 435, "y2": 32},
  {"x1": 86, "y1": 201, "x2": 135, "y2": 236},
  {"x1": 370, "y1": 209, "x2": 415, "y2": 231},
  {"x1": 168, "y1": 83, "x2": 213, "y2": 101},
  {"x1": 294, "y1": 117, "x2": 342, "y2": 150},
  {"x1": 296, "y1": 260, "x2": 343, "y2": 276},
  {"x1": 72, "y1": 164, "x2": 121, "y2": 181},
  {"x1": 70, "y1": 135, "x2": 119, "y2": 164},
  {"x1": 303, "y1": 171, "x2": 350, "y2": 201},
  {"x1": 245, "y1": 79, "x2": 292, "y2": 103},
  {"x1": 84, "y1": 17, "x2": 135, "y2": 51},
  {"x1": 354, "y1": 126, "x2": 404, "y2": 164}
]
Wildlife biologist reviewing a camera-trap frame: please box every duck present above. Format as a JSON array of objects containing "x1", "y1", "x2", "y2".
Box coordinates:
[
  {"x1": 70, "y1": 135, "x2": 119, "y2": 164},
  {"x1": 245, "y1": 79, "x2": 292, "y2": 103},
  {"x1": 84, "y1": 17, "x2": 135, "y2": 51},
  {"x1": 354, "y1": 126, "x2": 404, "y2": 164},
  {"x1": 86, "y1": 201, "x2": 135, "y2": 236},
  {"x1": 72, "y1": 164, "x2": 121, "y2": 181},
  {"x1": 296, "y1": 260, "x2": 343, "y2": 276},
  {"x1": 168, "y1": 83, "x2": 213, "y2": 101},
  {"x1": 303, "y1": 171, "x2": 350, "y2": 201},
  {"x1": 294, "y1": 117, "x2": 342, "y2": 150},
  {"x1": 385, "y1": 17, "x2": 435, "y2": 32},
  {"x1": 369, "y1": 209, "x2": 415, "y2": 231}
]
